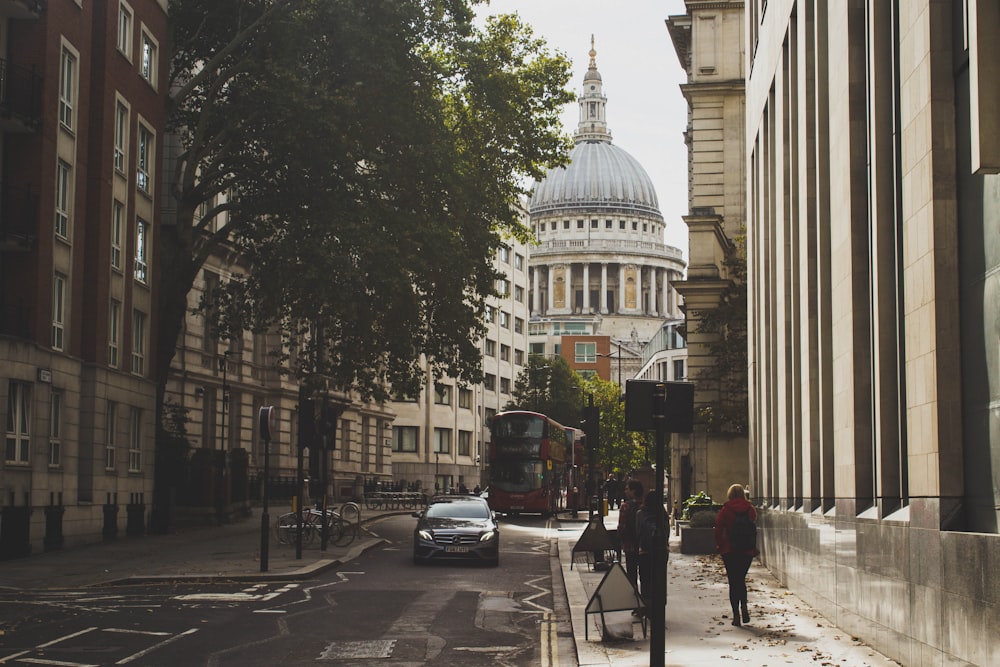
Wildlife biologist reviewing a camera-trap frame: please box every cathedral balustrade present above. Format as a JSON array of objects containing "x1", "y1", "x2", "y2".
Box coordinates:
[{"x1": 530, "y1": 238, "x2": 685, "y2": 262}]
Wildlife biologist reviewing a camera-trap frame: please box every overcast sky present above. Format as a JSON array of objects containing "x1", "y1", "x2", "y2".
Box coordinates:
[{"x1": 476, "y1": 0, "x2": 690, "y2": 259}]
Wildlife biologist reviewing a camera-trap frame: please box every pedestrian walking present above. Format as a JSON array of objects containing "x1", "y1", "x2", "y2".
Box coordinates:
[
  {"x1": 617, "y1": 479, "x2": 644, "y2": 602},
  {"x1": 635, "y1": 489, "x2": 668, "y2": 613},
  {"x1": 714, "y1": 483, "x2": 759, "y2": 626}
]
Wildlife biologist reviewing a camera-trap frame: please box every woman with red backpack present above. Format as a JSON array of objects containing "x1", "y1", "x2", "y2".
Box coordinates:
[{"x1": 714, "y1": 483, "x2": 759, "y2": 626}]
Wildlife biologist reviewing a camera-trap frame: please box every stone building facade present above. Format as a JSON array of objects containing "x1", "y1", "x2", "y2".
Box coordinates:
[
  {"x1": 667, "y1": 0, "x2": 748, "y2": 505},
  {"x1": 0, "y1": 0, "x2": 167, "y2": 553},
  {"x1": 746, "y1": 1, "x2": 999, "y2": 664}
]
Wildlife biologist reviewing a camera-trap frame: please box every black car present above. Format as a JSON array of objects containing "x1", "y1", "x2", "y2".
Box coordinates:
[{"x1": 412, "y1": 496, "x2": 500, "y2": 566}]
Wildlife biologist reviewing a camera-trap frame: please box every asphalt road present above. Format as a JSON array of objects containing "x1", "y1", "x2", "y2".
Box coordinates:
[{"x1": 0, "y1": 513, "x2": 573, "y2": 666}]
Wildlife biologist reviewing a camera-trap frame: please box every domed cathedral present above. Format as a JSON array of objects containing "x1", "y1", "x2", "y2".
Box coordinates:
[{"x1": 528, "y1": 39, "x2": 686, "y2": 382}]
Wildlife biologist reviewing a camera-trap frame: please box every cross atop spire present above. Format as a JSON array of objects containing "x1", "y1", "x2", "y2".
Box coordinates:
[{"x1": 576, "y1": 36, "x2": 612, "y2": 144}]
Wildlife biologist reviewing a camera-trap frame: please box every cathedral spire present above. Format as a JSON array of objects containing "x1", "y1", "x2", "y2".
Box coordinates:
[{"x1": 575, "y1": 36, "x2": 612, "y2": 144}]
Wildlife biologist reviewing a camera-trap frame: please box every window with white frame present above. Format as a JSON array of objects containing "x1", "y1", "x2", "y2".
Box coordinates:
[
  {"x1": 52, "y1": 272, "x2": 66, "y2": 350},
  {"x1": 131, "y1": 309, "x2": 146, "y2": 375},
  {"x1": 108, "y1": 299, "x2": 121, "y2": 367},
  {"x1": 111, "y1": 200, "x2": 123, "y2": 270},
  {"x1": 106, "y1": 400, "x2": 117, "y2": 469},
  {"x1": 140, "y1": 29, "x2": 157, "y2": 86},
  {"x1": 392, "y1": 425, "x2": 418, "y2": 452},
  {"x1": 499, "y1": 311, "x2": 510, "y2": 329},
  {"x1": 458, "y1": 430, "x2": 472, "y2": 456},
  {"x1": 434, "y1": 384, "x2": 452, "y2": 405},
  {"x1": 515, "y1": 253, "x2": 524, "y2": 270},
  {"x1": 498, "y1": 245, "x2": 510, "y2": 263},
  {"x1": 136, "y1": 123, "x2": 152, "y2": 194},
  {"x1": 117, "y1": 2, "x2": 133, "y2": 56},
  {"x1": 497, "y1": 278, "x2": 509, "y2": 296},
  {"x1": 575, "y1": 342, "x2": 597, "y2": 363},
  {"x1": 59, "y1": 46, "x2": 76, "y2": 130},
  {"x1": 5, "y1": 381, "x2": 30, "y2": 464},
  {"x1": 49, "y1": 390, "x2": 62, "y2": 466},
  {"x1": 128, "y1": 407, "x2": 142, "y2": 471},
  {"x1": 55, "y1": 160, "x2": 71, "y2": 238},
  {"x1": 433, "y1": 428, "x2": 451, "y2": 454},
  {"x1": 114, "y1": 102, "x2": 128, "y2": 173},
  {"x1": 134, "y1": 217, "x2": 148, "y2": 283},
  {"x1": 673, "y1": 359, "x2": 685, "y2": 381}
]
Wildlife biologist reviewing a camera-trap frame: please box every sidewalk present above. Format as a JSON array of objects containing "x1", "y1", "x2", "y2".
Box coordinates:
[
  {"x1": 0, "y1": 506, "x2": 902, "y2": 666},
  {"x1": 558, "y1": 508, "x2": 902, "y2": 667}
]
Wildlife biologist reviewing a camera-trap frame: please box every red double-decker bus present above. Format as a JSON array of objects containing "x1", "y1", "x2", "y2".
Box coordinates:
[{"x1": 487, "y1": 410, "x2": 569, "y2": 516}]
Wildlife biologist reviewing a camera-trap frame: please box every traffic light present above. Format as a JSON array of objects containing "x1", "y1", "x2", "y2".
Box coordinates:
[
  {"x1": 582, "y1": 404, "x2": 600, "y2": 449},
  {"x1": 624, "y1": 380, "x2": 695, "y2": 432}
]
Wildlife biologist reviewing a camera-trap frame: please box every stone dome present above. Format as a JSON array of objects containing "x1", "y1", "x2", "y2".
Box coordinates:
[{"x1": 529, "y1": 141, "x2": 662, "y2": 219}]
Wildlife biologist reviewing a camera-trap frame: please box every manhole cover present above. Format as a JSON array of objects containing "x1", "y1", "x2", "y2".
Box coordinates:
[{"x1": 318, "y1": 640, "x2": 396, "y2": 660}]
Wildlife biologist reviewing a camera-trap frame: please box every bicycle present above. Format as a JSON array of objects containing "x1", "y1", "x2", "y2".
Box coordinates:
[{"x1": 274, "y1": 507, "x2": 345, "y2": 546}]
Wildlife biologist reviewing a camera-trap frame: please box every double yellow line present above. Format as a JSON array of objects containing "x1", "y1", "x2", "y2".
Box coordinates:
[{"x1": 539, "y1": 611, "x2": 559, "y2": 666}]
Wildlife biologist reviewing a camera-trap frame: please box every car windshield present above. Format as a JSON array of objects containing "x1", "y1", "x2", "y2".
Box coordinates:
[{"x1": 425, "y1": 500, "x2": 490, "y2": 519}]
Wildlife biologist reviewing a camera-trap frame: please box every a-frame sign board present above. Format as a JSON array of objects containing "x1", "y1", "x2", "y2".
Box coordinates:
[
  {"x1": 584, "y1": 562, "x2": 646, "y2": 640},
  {"x1": 571, "y1": 517, "x2": 615, "y2": 570}
]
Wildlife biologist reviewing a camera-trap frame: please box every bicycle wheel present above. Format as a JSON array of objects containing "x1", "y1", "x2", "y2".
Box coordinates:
[
  {"x1": 274, "y1": 513, "x2": 298, "y2": 545},
  {"x1": 335, "y1": 502, "x2": 360, "y2": 546}
]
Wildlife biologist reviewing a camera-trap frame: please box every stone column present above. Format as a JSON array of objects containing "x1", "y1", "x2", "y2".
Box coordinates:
[
  {"x1": 649, "y1": 267, "x2": 658, "y2": 316},
  {"x1": 662, "y1": 270, "x2": 671, "y2": 316},
  {"x1": 533, "y1": 266, "x2": 542, "y2": 316},
  {"x1": 600, "y1": 263, "x2": 609, "y2": 314},
  {"x1": 618, "y1": 264, "x2": 625, "y2": 314},
  {"x1": 582, "y1": 263, "x2": 590, "y2": 312},
  {"x1": 637, "y1": 265, "x2": 644, "y2": 314},
  {"x1": 547, "y1": 264, "x2": 555, "y2": 313}
]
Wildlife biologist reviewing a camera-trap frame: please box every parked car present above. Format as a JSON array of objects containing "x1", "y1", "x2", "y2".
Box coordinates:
[{"x1": 412, "y1": 495, "x2": 500, "y2": 566}]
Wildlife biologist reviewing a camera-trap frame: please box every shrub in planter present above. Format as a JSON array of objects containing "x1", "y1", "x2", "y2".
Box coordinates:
[{"x1": 689, "y1": 509, "x2": 717, "y2": 528}]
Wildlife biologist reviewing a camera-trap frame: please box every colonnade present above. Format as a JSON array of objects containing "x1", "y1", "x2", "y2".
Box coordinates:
[{"x1": 530, "y1": 262, "x2": 679, "y2": 317}]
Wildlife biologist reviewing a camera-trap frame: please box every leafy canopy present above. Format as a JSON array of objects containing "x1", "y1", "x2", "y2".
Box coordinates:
[
  {"x1": 506, "y1": 355, "x2": 583, "y2": 428},
  {"x1": 161, "y1": 0, "x2": 574, "y2": 400}
]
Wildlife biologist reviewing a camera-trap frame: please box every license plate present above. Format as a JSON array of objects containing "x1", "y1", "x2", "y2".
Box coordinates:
[{"x1": 445, "y1": 546, "x2": 470, "y2": 553}]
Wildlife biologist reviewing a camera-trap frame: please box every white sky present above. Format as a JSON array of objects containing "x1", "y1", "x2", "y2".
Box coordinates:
[{"x1": 476, "y1": 0, "x2": 690, "y2": 260}]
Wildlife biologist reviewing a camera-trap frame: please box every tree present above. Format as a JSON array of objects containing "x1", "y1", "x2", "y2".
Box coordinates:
[
  {"x1": 692, "y1": 237, "x2": 748, "y2": 434},
  {"x1": 507, "y1": 355, "x2": 583, "y2": 427},
  {"x1": 580, "y1": 375, "x2": 652, "y2": 473},
  {"x1": 159, "y1": 0, "x2": 574, "y2": 403}
]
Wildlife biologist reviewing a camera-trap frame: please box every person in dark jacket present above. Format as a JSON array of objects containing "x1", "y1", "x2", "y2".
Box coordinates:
[
  {"x1": 635, "y1": 490, "x2": 668, "y2": 613},
  {"x1": 616, "y1": 479, "x2": 644, "y2": 596},
  {"x1": 714, "y1": 483, "x2": 758, "y2": 626}
]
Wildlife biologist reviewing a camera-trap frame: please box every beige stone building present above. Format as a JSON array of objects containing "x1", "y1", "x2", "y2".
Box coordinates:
[
  {"x1": 667, "y1": 0, "x2": 748, "y2": 505},
  {"x1": 746, "y1": 1, "x2": 999, "y2": 664}
]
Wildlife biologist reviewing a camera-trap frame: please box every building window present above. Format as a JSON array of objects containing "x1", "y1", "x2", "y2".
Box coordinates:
[
  {"x1": 131, "y1": 310, "x2": 146, "y2": 375},
  {"x1": 484, "y1": 373, "x2": 496, "y2": 391},
  {"x1": 137, "y1": 124, "x2": 152, "y2": 194},
  {"x1": 497, "y1": 278, "x2": 509, "y2": 296},
  {"x1": 673, "y1": 359, "x2": 685, "y2": 380},
  {"x1": 485, "y1": 339, "x2": 496, "y2": 357},
  {"x1": 498, "y1": 245, "x2": 510, "y2": 263},
  {"x1": 108, "y1": 299, "x2": 121, "y2": 367},
  {"x1": 499, "y1": 311, "x2": 510, "y2": 329},
  {"x1": 49, "y1": 391, "x2": 62, "y2": 467},
  {"x1": 433, "y1": 428, "x2": 451, "y2": 454},
  {"x1": 458, "y1": 388, "x2": 472, "y2": 409},
  {"x1": 484, "y1": 307, "x2": 494, "y2": 323},
  {"x1": 140, "y1": 29, "x2": 157, "y2": 86},
  {"x1": 434, "y1": 384, "x2": 452, "y2": 406},
  {"x1": 59, "y1": 47, "x2": 76, "y2": 130},
  {"x1": 514, "y1": 285, "x2": 524, "y2": 303},
  {"x1": 114, "y1": 102, "x2": 128, "y2": 173},
  {"x1": 52, "y1": 272, "x2": 66, "y2": 350},
  {"x1": 632, "y1": 221, "x2": 638, "y2": 231},
  {"x1": 563, "y1": 220, "x2": 570, "y2": 230},
  {"x1": 500, "y1": 344, "x2": 510, "y2": 362},
  {"x1": 106, "y1": 401, "x2": 117, "y2": 469},
  {"x1": 134, "y1": 217, "x2": 148, "y2": 283},
  {"x1": 484, "y1": 407, "x2": 497, "y2": 423},
  {"x1": 606, "y1": 219, "x2": 613, "y2": 229},
  {"x1": 392, "y1": 425, "x2": 418, "y2": 452},
  {"x1": 575, "y1": 342, "x2": 596, "y2": 363},
  {"x1": 117, "y1": 2, "x2": 133, "y2": 56},
  {"x1": 514, "y1": 317, "x2": 524, "y2": 334},
  {"x1": 514, "y1": 349, "x2": 524, "y2": 366},
  {"x1": 515, "y1": 253, "x2": 524, "y2": 270},
  {"x1": 459, "y1": 430, "x2": 472, "y2": 456},
  {"x1": 55, "y1": 160, "x2": 71, "y2": 239},
  {"x1": 620, "y1": 220, "x2": 626, "y2": 230},
  {"x1": 111, "y1": 200, "x2": 124, "y2": 269},
  {"x1": 576, "y1": 220, "x2": 584, "y2": 229},
  {"x1": 128, "y1": 407, "x2": 142, "y2": 472},
  {"x1": 500, "y1": 377, "x2": 511, "y2": 394},
  {"x1": 5, "y1": 381, "x2": 31, "y2": 464}
]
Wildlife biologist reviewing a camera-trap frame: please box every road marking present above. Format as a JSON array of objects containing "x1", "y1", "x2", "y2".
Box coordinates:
[
  {"x1": 102, "y1": 629, "x2": 171, "y2": 637},
  {"x1": 16, "y1": 659, "x2": 98, "y2": 667},
  {"x1": 114, "y1": 628, "x2": 198, "y2": 665},
  {"x1": 37, "y1": 628, "x2": 97, "y2": 648},
  {"x1": 540, "y1": 612, "x2": 558, "y2": 667}
]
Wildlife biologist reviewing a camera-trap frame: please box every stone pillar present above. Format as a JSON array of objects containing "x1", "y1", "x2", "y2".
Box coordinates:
[
  {"x1": 533, "y1": 266, "x2": 541, "y2": 316},
  {"x1": 649, "y1": 267, "x2": 658, "y2": 316},
  {"x1": 582, "y1": 263, "x2": 590, "y2": 312},
  {"x1": 547, "y1": 264, "x2": 554, "y2": 313},
  {"x1": 663, "y1": 270, "x2": 671, "y2": 316},
  {"x1": 600, "y1": 263, "x2": 609, "y2": 314},
  {"x1": 618, "y1": 264, "x2": 625, "y2": 314},
  {"x1": 637, "y1": 265, "x2": 645, "y2": 314}
]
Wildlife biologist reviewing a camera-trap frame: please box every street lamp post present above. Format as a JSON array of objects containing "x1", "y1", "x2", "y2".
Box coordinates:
[
  {"x1": 217, "y1": 350, "x2": 233, "y2": 524},
  {"x1": 597, "y1": 342, "x2": 623, "y2": 387}
]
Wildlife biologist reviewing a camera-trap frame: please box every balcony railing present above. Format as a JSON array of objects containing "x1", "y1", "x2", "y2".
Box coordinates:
[
  {"x1": 0, "y1": 58, "x2": 42, "y2": 129},
  {"x1": 0, "y1": 182, "x2": 38, "y2": 252}
]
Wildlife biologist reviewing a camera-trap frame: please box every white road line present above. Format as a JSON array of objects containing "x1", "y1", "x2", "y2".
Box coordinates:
[
  {"x1": 36, "y1": 627, "x2": 97, "y2": 649},
  {"x1": 16, "y1": 659, "x2": 98, "y2": 667},
  {"x1": 114, "y1": 628, "x2": 198, "y2": 665},
  {"x1": 0, "y1": 651, "x2": 31, "y2": 664},
  {"x1": 102, "y1": 628, "x2": 171, "y2": 637}
]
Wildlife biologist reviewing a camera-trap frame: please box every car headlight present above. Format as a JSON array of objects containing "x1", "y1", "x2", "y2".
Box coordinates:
[
  {"x1": 418, "y1": 530, "x2": 433, "y2": 541},
  {"x1": 479, "y1": 530, "x2": 497, "y2": 542}
]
